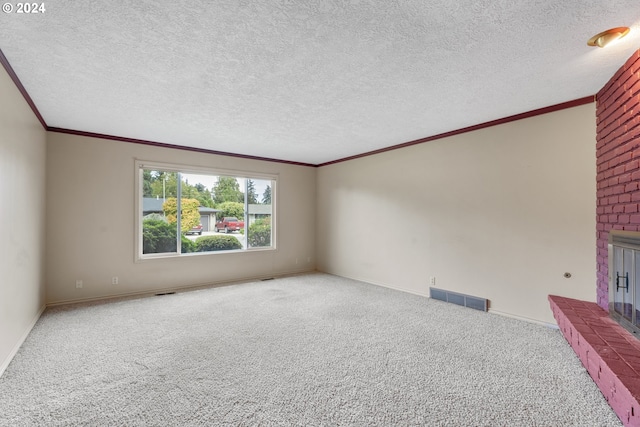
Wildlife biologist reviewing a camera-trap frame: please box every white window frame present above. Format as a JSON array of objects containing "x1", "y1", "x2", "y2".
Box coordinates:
[{"x1": 135, "y1": 159, "x2": 277, "y2": 261}]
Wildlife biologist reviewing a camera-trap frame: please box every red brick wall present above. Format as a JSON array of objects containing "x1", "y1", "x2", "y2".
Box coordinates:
[{"x1": 596, "y1": 50, "x2": 640, "y2": 311}]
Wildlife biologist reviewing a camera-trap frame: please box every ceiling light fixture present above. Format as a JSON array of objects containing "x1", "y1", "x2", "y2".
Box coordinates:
[{"x1": 587, "y1": 27, "x2": 630, "y2": 48}]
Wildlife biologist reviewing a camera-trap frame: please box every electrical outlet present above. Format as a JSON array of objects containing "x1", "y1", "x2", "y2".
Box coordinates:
[
  {"x1": 307, "y1": 257, "x2": 311, "y2": 263},
  {"x1": 75, "y1": 280, "x2": 83, "y2": 289},
  {"x1": 430, "y1": 276, "x2": 436, "y2": 286},
  {"x1": 112, "y1": 276, "x2": 119, "y2": 285}
]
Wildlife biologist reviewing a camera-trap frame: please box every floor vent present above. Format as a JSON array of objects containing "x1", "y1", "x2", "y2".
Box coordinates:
[
  {"x1": 155, "y1": 291, "x2": 176, "y2": 296},
  {"x1": 429, "y1": 287, "x2": 488, "y2": 312}
]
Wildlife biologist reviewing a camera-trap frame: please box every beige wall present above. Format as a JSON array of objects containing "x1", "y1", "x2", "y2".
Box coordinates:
[
  {"x1": 45, "y1": 133, "x2": 316, "y2": 303},
  {"x1": 0, "y1": 66, "x2": 47, "y2": 374},
  {"x1": 1, "y1": 62, "x2": 597, "y2": 372},
  {"x1": 317, "y1": 104, "x2": 597, "y2": 325}
]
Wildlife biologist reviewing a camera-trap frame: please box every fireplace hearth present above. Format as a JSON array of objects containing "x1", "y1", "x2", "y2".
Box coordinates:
[{"x1": 548, "y1": 295, "x2": 640, "y2": 426}]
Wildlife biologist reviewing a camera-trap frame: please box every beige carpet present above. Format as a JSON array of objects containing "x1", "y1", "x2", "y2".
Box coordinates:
[{"x1": 0, "y1": 273, "x2": 621, "y2": 426}]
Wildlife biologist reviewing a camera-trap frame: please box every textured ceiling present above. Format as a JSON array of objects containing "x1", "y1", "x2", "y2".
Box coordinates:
[{"x1": 1, "y1": 1, "x2": 640, "y2": 165}]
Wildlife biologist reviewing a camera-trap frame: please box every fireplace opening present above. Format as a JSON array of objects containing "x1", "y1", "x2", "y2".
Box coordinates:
[{"x1": 608, "y1": 231, "x2": 640, "y2": 337}]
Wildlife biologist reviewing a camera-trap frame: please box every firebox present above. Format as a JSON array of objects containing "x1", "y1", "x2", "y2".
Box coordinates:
[{"x1": 608, "y1": 231, "x2": 640, "y2": 337}]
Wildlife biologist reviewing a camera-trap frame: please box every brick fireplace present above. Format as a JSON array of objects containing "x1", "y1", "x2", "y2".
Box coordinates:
[
  {"x1": 550, "y1": 49, "x2": 640, "y2": 427},
  {"x1": 596, "y1": 49, "x2": 640, "y2": 310}
]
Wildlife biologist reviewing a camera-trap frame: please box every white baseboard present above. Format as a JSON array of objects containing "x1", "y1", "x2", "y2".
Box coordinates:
[
  {"x1": 321, "y1": 271, "x2": 431, "y2": 298},
  {"x1": 318, "y1": 271, "x2": 559, "y2": 329},
  {"x1": 488, "y1": 308, "x2": 559, "y2": 329},
  {"x1": 0, "y1": 304, "x2": 46, "y2": 378},
  {"x1": 46, "y1": 268, "x2": 317, "y2": 307}
]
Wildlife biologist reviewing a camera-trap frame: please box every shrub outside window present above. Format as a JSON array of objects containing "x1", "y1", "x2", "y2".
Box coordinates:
[{"x1": 136, "y1": 161, "x2": 275, "y2": 259}]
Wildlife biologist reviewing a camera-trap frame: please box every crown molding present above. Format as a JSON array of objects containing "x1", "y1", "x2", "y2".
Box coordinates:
[{"x1": 0, "y1": 47, "x2": 47, "y2": 129}]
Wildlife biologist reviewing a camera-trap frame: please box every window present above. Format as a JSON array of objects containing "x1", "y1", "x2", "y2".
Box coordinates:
[{"x1": 136, "y1": 161, "x2": 275, "y2": 259}]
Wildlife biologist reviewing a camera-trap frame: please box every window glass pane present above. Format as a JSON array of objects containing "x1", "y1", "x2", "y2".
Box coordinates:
[
  {"x1": 181, "y1": 173, "x2": 243, "y2": 253},
  {"x1": 209, "y1": 175, "x2": 245, "y2": 250},
  {"x1": 247, "y1": 179, "x2": 273, "y2": 248},
  {"x1": 623, "y1": 248, "x2": 633, "y2": 320},
  {"x1": 613, "y1": 246, "x2": 623, "y2": 315},
  {"x1": 141, "y1": 169, "x2": 178, "y2": 254},
  {"x1": 180, "y1": 173, "x2": 215, "y2": 240},
  {"x1": 138, "y1": 163, "x2": 275, "y2": 257},
  {"x1": 179, "y1": 173, "x2": 209, "y2": 254}
]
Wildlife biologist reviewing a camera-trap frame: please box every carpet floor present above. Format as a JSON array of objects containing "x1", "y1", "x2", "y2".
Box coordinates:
[{"x1": 0, "y1": 273, "x2": 621, "y2": 426}]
